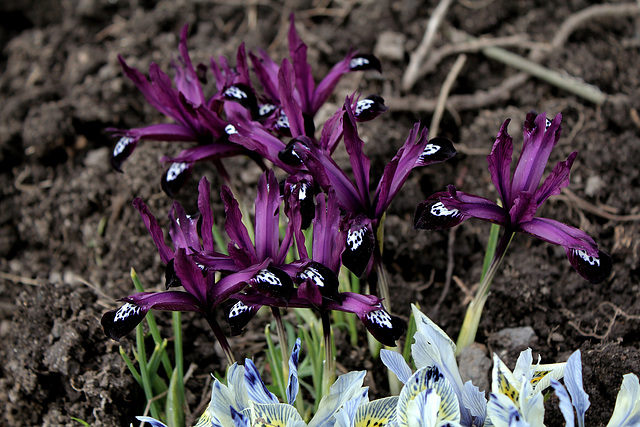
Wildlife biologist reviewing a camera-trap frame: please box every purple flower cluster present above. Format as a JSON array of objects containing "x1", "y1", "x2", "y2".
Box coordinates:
[
  {"x1": 109, "y1": 15, "x2": 383, "y2": 197},
  {"x1": 103, "y1": 15, "x2": 457, "y2": 351}
]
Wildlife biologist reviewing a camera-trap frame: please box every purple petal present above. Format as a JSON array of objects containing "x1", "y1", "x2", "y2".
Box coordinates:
[
  {"x1": 116, "y1": 123, "x2": 198, "y2": 143},
  {"x1": 312, "y1": 190, "x2": 344, "y2": 273},
  {"x1": 288, "y1": 14, "x2": 314, "y2": 114},
  {"x1": 297, "y1": 280, "x2": 324, "y2": 308},
  {"x1": 133, "y1": 198, "x2": 173, "y2": 263},
  {"x1": 168, "y1": 201, "x2": 200, "y2": 252},
  {"x1": 161, "y1": 162, "x2": 193, "y2": 198},
  {"x1": 297, "y1": 144, "x2": 363, "y2": 213},
  {"x1": 374, "y1": 123, "x2": 430, "y2": 218},
  {"x1": 191, "y1": 250, "x2": 240, "y2": 272},
  {"x1": 486, "y1": 119, "x2": 513, "y2": 206},
  {"x1": 353, "y1": 94, "x2": 388, "y2": 122},
  {"x1": 173, "y1": 248, "x2": 208, "y2": 303},
  {"x1": 209, "y1": 259, "x2": 271, "y2": 303},
  {"x1": 278, "y1": 136, "x2": 311, "y2": 167},
  {"x1": 508, "y1": 191, "x2": 537, "y2": 225},
  {"x1": 319, "y1": 107, "x2": 345, "y2": 154},
  {"x1": 198, "y1": 177, "x2": 215, "y2": 252},
  {"x1": 173, "y1": 24, "x2": 205, "y2": 106},
  {"x1": 534, "y1": 151, "x2": 577, "y2": 206},
  {"x1": 443, "y1": 187, "x2": 509, "y2": 225},
  {"x1": 230, "y1": 118, "x2": 293, "y2": 172},
  {"x1": 511, "y1": 112, "x2": 563, "y2": 196},
  {"x1": 342, "y1": 215, "x2": 376, "y2": 277},
  {"x1": 250, "y1": 50, "x2": 279, "y2": 102},
  {"x1": 254, "y1": 170, "x2": 281, "y2": 261},
  {"x1": 415, "y1": 137, "x2": 457, "y2": 166},
  {"x1": 221, "y1": 186, "x2": 257, "y2": 264},
  {"x1": 343, "y1": 101, "x2": 371, "y2": 207},
  {"x1": 278, "y1": 59, "x2": 306, "y2": 137},
  {"x1": 518, "y1": 217, "x2": 597, "y2": 254},
  {"x1": 223, "y1": 83, "x2": 259, "y2": 118},
  {"x1": 566, "y1": 248, "x2": 612, "y2": 284},
  {"x1": 118, "y1": 55, "x2": 172, "y2": 117},
  {"x1": 310, "y1": 52, "x2": 353, "y2": 114},
  {"x1": 110, "y1": 136, "x2": 138, "y2": 172}
]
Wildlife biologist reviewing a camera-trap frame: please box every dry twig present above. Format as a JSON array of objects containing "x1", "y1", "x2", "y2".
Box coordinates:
[{"x1": 429, "y1": 54, "x2": 467, "y2": 137}]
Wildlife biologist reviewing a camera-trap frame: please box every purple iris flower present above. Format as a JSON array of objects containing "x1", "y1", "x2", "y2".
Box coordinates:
[
  {"x1": 250, "y1": 14, "x2": 381, "y2": 124},
  {"x1": 101, "y1": 177, "x2": 266, "y2": 363},
  {"x1": 299, "y1": 97, "x2": 457, "y2": 277},
  {"x1": 109, "y1": 25, "x2": 257, "y2": 196},
  {"x1": 229, "y1": 189, "x2": 405, "y2": 346},
  {"x1": 414, "y1": 112, "x2": 611, "y2": 284}
]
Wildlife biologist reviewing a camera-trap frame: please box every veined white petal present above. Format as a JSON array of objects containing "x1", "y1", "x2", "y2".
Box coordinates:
[
  {"x1": 249, "y1": 401, "x2": 304, "y2": 426},
  {"x1": 606, "y1": 373, "x2": 640, "y2": 427},
  {"x1": 355, "y1": 396, "x2": 399, "y2": 427},
  {"x1": 551, "y1": 379, "x2": 575, "y2": 426},
  {"x1": 308, "y1": 371, "x2": 367, "y2": 427},
  {"x1": 564, "y1": 350, "x2": 589, "y2": 426},
  {"x1": 381, "y1": 349, "x2": 413, "y2": 384},
  {"x1": 487, "y1": 393, "x2": 530, "y2": 427}
]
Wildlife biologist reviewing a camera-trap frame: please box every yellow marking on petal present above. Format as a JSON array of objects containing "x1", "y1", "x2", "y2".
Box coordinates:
[
  {"x1": 495, "y1": 363, "x2": 520, "y2": 404},
  {"x1": 250, "y1": 402, "x2": 303, "y2": 427},
  {"x1": 355, "y1": 396, "x2": 398, "y2": 427},
  {"x1": 193, "y1": 410, "x2": 212, "y2": 427}
]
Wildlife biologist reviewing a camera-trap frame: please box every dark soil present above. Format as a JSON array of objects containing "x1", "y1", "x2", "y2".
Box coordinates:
[{"x1": 1, "y1": 0, "x2": 639, "y2": 426}]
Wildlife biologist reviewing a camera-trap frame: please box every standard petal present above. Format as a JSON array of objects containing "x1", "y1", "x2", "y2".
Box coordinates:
[
  {"x1": 380, "y1": 349, "x2": 413, "y2": 384},
  {"x1": 308, "y1": 371, "x2": 367, "y2": 427},
  {"x1": 606, "y1": 374, "x2": 640, "y2": 427},
  {"x1": 173, "y1": 248, "x2": 208, "y2": 303},
  {"x1": 312, "y1": 190, "x2": 345, "y2": 273},
  {"x1": 133, "y1": 197, "x2": 173, "y2": 264},
  {"x1": 278, "y1": 59, "x2": 306, "y2": 137},
  {"x1": 566, "y1": 247, "x2": 613, "y2": 284},
  {"x1": 254, "y1": 170, "x2": 281, "y2": 261},
  {"x1": 342, "y1": 101, "x2": 371, "y2": 207},
  {"x1": 511, "y1": 112, "x2": 562, "y2": 196},
  {"x1": 551, "y1": 379, "x2": 575, "y2": 426},
  {"x1": 197, "y1": 177, "x2": 215, "y2": 252},
  {"x1": 287, "y1": 14, "x2": 314, "y2": 114},
  {"x1": 244, "y1": 359, "x2": 279, "y2": 404},
  {"x1": 564, "y1": 350, "x2": 590, "y2": 426},
  {"x1": 534, "y1": 151, "x2": 577, "y2": 206},
  {"x1": 173, "y1": 24, "x2": 205, "y2": 106},
  {"x1": 221, "y1": 186, "x2": 258, "y2": 264},
  {"x1": 287, "y1": 338, "x2": 301, "y2": 406},
  {"x1": 486, "y1": 119, "x2": 514, "y2": 206},
  {"x1": 311, "y1": 52, "x2": 353, "y2": 114},
  {"x1": 168, "y1": 200, "x2": 200, "y2": 252}
]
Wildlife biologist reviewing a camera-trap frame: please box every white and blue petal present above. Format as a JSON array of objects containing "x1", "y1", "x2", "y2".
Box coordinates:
[
  {"x1": 564, "y1": 350, "x2": 589, "y2": 426},
  {"x1": 606, "y1": 373, "x2": 640, "y2": 427},
  {"x1": 244, "y1": 359, "x2": 279, "y2": 404},
  {"x1": 287, "y1": 338, "x2": 302, "y2": 406},
  {"x1": 381, "y1": 349, "x2": 413, "y2": 384}
]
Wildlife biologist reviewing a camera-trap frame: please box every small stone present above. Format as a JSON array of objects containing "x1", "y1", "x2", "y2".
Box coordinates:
[
  {"x1": 458, "y1": 342, "x2": 491, "y2": 394},
  {"x1": 584, "y1": 175, "x2": 605, "y2": 197},
  {"x1": 491, "y1": 326, "x2": 537, "y2": 351},
  {"x1": 374, "y1": 31, "x2": 406, "y2": 62}
]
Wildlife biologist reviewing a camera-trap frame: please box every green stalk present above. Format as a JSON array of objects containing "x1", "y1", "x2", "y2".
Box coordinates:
[
  {"x1": 272, "y1": 308, "x2": 290, "y2": 387},
  {"x1": 119, "y1": 347, "x2": 142, "y2": 385},
  {"x1": 456, "y1": 231, "x2": 515, "y2": 354},
  {"x1": 205, "y1": 316, "x2": 236, "y2": 367},
  {"x1": 131, "y1": 268, "x2": 173, "y2": 377},
  {"x1": 136, "y1": 324, "x2": 162, "y2": 420},
  {"x1": 171, "y1": 311, "x2": 185, "y2": 424},
  {"x1": 321, "y1": 312, "x2": 335, "y2": 399}
]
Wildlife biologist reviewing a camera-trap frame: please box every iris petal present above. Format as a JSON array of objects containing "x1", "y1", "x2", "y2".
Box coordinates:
[
  {"x1": 161, "y1": 162, "x2": 193, "y2": 198},
  {"x1": 414, "y1": 193, "x2": 465, "y2": 230},
  {"x1": 101, "y1": 302, "x2": 146, "y2": 340},
  {"x1": 566, "y1": 248, "x2": 612, "y2": 284},
  {"x1": 110, "y1": 136, "x2": 138, "y2": 172},
  {"x1": 342, "y1": 218, "x2": 376, "y2": 277}
]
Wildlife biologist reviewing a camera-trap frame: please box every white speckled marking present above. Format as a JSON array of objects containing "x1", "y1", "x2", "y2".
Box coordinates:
[
  {"x1": 430, "y1": 201, "x2": 458, "y2": 217},
  {"x1": 350, "y1": 57, "x2": 370, "y2": 68},
  {"x1": 300, "y1": 266, "x2": 324, "y2": 287},
  {"x1": 224, "y1": 124, "x2": 237, "y2": 135},
  {"x1": 347, "y1": 227, "x2": 367, "y2": 251},
  {"x1": 545, "y1": 118, "x2": 552, "y2": 129},
  {"x1": 367, "y1": 309, "x2": 393, "y2": 329},
  {"x1": 255, "y1": 269, "x2": 282, "y2": 286},
  {"x1": 577, "y1": 249, "x2": 600, "y2": 266},
  {"x1": 420, "y1": 143, "x2": 441, "y2": 158},
  {"x1": 229, "y1": 301, "x2": 250, "y2": 318},
  {"x1": 224, "y1": 86, "x2": 247, "y2": 99},
  {"x1": 114, "y1": 303, "x2": 141, "y2": 322},
  {"x1": 166, "y1": 162, "x2": 189, "y2": 182},
  {"x1": 113, "y1": 136, "x2": 134, "y2": 156},
  {"x1": 259, "y1": 104, "x2": 276, "y2": 116},
  {"x1": 355, "y1": 99, "x2": 374, "y2": 116},
  {"x1": 298, "y1": 182, "x2": 308, "y2": 201},
  {"x1": 276, "y1": 112, "x2": 289, "y2": 129}
]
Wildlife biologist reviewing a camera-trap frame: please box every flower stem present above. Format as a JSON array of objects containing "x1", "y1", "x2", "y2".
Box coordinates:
[
  {"x1": 205, "y1": 315, "x2": 236, "y2": 366},
  {"x1": 455, "y1": 230, "x2": 514, "y2": 355},
  {"x1": 272, "y1": 307, "x2": 290, "y2": 383},
  {"x1": 321, "y1": 311, "x2": 335, "y2": 397}
]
